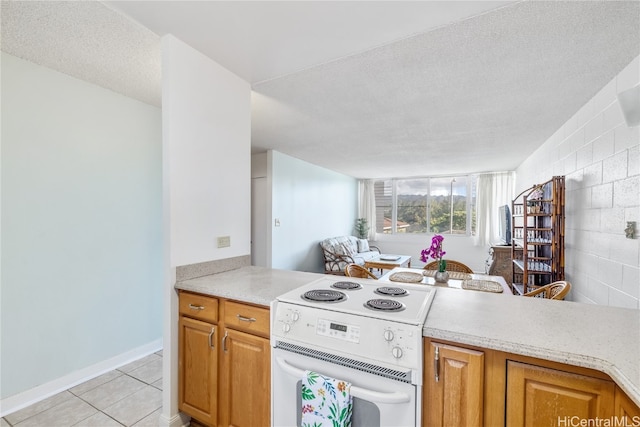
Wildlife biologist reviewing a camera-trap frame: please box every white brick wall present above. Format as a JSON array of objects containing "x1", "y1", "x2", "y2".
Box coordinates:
[{"x1": 516, "y1": 56, "x2": 640, "y2": 309}]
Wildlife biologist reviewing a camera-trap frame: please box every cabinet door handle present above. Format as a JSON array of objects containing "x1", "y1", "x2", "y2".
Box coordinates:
[
  {"x1": 434, "y1": 346, "x2": 440, "y2": 383},
  {"x1": 222, "y1": 330, "x2": 229, "y2": 353},
  {"x1": 236, "y1": 314, "x2": 256, "y2": 323},
  {"x1": 208, "y1": 327, "x2": 215, "y2": 349},
  {"x1": 188, "y1": 304, "x2": 205, "y2": 311}
]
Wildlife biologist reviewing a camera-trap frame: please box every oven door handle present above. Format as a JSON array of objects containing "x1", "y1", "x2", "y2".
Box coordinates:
[{"x1": 275, "y1": 357, "x2": 411, "y2": 404}]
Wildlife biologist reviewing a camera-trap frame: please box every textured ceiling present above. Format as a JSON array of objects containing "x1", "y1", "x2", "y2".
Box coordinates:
[
  {"x1": 105, "y1": 0, "x2": 512, "y2": 84},
  {"x1": 252, "y1": 1, "x2": 640, "y2": 178},
  {"x1": 2, "y1": 1, "x2": 639, "y2": 179},
  {"x1": 1, "y1": 0, "x2": 162, "y2": 107}
]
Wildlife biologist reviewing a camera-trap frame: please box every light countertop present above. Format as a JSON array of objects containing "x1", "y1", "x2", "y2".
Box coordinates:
[
  {"x1": 175, "y1": 266, "x2": 323, "y2": 306},
  {"x1": 423, "y1": 284, "x2": 640, "y2": 406},
  {"x1": 175, "y1": 266, "x2": 640, "y2": 406}
]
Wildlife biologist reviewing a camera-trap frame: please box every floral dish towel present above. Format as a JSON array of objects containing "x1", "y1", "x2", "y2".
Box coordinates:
[{"x1": 301, "y1": 370, "x2": 353, "y2": 427}]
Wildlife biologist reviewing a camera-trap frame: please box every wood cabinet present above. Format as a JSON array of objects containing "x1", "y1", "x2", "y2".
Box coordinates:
[
  {"x1": 178, "y1": 293, "x2": 219, "y2": 426},
  {"x1": 615, "y1": 386, "x2": 640, "y2": 422},
  {"x1": 487, "y1": 245, "x2": 512, "y2": 286},
  {"x1": 178, "y1": 291, "x2": 270, "y2": 427},
  {"x1": 422, "y1": 338, "x2": 640, "y2": 427},
  {"x1": 219, "y1": 302, "x2": 270, "y2": 427},
  {"x1": 179, "y1": 316, "x2": 218, "y2": 426},
  {"x1": 219, "y1": 329, "x2": 270, "y2": 427},
  {"x1": 511, "y1": 176, "x2": 565, "y2": 295},
  {"x1": 506, "y1": 361, "x2": 615, "y2": 426},
  {"x1": 423, "y1": 341, "x2": 484, "y2": 427}
]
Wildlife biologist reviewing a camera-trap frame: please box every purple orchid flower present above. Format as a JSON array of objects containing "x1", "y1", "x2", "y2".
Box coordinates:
[{"x1": 420, "y1": 234, "x2": 446, "y2": 270}]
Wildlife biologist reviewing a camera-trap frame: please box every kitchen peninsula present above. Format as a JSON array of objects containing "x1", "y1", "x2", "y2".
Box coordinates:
[{"x1": 176, "y1": 266, "x2": 640, "y2": 425}]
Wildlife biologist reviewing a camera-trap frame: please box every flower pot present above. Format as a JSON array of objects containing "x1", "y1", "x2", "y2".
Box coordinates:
[{"x1": 434, "y1": 271, "x2": 449, "y2": 284}]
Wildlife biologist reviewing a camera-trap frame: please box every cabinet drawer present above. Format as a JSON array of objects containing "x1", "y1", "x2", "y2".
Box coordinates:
[
  {"x1": 223, "y1": 301, "x2": 269, "y2": 337},
  {"x1": 179, "y1": 292, "x2": 219, "y2": 323}
]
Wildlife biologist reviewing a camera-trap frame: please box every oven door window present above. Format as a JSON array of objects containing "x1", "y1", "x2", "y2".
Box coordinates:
[{"x1": 296, "y1": 382, "x2": 380, "y2": 427}]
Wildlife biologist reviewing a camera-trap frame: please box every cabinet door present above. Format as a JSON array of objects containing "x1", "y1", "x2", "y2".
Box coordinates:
[
  {"x1": 615, "y1": 387, "x2": 640, "y2": 421},
  {"x1": 219, "y1": 328, "x2": 270, "y2": 427},
  {"x1": 179, "y1": 316, "x2": 218, "y2": 426},
  {"x1": 506, "y1": 361, "x2": 615, "y2": 426},
  {"x1": 424, "y1": 341, "x2": 484, "y2": 427}
]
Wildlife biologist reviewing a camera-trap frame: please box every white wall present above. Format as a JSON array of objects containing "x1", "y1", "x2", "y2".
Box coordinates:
[
  {"x1": 516, "y1": 56, "x2": 640, "y2": 309},
  {"x1": 251, "y1": 152, "x2": 268, "y2": 178},
  {"x1": 164, "y1": 40, "x2": 251, "y2": 267},
  {"x1": 270, "y1": 151, "x2": 358, "y2": 272},
  {"x1": 1, "y1": 53, "x2": 163, "y2": 404},
  {"x1": 160, "y1": 35, "x2": 251, "y2": 426}
]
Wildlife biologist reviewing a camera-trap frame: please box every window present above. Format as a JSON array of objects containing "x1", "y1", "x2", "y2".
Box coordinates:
[{"x1": 374, "y1": 176, "x2": 476, "y2": 235}]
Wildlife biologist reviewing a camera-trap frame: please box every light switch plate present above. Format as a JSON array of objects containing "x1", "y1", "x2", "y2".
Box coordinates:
[{"x1": 217, "y1": 236, "x2": 231, "y2": 248}]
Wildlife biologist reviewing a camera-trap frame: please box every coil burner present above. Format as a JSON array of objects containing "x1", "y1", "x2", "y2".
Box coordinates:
[
  {"x1": 364, "y1": 299, "x2": 406, "y2": 312},
  {"x1": 375, "y1": 286, "x2": 408, "y2": 297},
  {"x1": 301, "y1": 289, "x2": 347, "y2": 303},
  {"x1": 331, "y1": 281, "x2": 363, "y2": 290}
]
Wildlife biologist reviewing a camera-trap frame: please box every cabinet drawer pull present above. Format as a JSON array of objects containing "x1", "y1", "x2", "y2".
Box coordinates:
[
  {"x1": 208, "y1": 327, "x2": 215, "y2": 349},
  {"x1": 188, "y1": 304, "x2": 205, "y2": 311},
  {"x1": 236, "y1": 314, "x2": 257, "y2": 323},
  {"x1": 434, "y1": 346, "x2": 440, "y2": 383},
  {"x1": 222, "y1": 331, "x2": 229, "y2": 353}
]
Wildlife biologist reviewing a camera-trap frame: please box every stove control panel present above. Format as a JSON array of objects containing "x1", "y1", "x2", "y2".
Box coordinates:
[
  {"x1": 271, "y1": 301, "x2": 423, "y2": 370},
  {"x1": 316, "y1": 318, "x2": 360, "y2": 343}
]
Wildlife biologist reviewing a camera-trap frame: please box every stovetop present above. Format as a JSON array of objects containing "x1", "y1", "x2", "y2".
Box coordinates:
[{"x1": 275, "y1": 276, "x2": 436, "y2": 326}]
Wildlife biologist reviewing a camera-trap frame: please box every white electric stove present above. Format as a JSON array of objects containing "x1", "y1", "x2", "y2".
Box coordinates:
[{"x1": 271, "y1": 275, "x2": 436, "y2": 427}]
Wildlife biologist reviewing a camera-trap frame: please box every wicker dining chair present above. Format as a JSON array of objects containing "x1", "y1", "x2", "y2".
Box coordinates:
[
  {"x1": 423, "y1": 260, "x2": 473, "y2": 274},
  {"x1": 524, "y1": 281, "x2": 571, "y2": 300},
  {"x1": 345, "y1": 264, "x2": 378, "y2": 279}
]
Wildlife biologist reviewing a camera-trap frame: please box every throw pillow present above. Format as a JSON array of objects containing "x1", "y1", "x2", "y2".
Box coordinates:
[
  {"x1": 357, "y1": 239, "x2": 370, "y2": 253},
  {"x1": 341, "y1": 243, "x2": 356, "y2": 256}
]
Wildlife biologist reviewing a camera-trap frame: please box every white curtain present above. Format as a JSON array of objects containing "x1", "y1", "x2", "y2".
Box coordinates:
[
  {"x1": 474, "y1": 172, "x2": 515, "y2": 247},
  {"x1": 358, "y1": 180, "x2": 376, "y2": 240}
]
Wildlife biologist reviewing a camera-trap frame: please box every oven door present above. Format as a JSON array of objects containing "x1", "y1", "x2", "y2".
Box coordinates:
[{"x1": 272, "y1": 344, "x2": 419, "y2": 427}]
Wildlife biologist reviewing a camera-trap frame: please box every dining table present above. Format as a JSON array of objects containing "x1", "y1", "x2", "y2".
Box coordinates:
[{"x1": 378, "y1": 267, "x2": 513, "y2": 295}]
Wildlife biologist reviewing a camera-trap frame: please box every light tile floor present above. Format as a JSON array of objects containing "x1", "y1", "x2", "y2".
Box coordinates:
[{"x1": 2, "y1": 350, "x2": 163, "y2": 427}]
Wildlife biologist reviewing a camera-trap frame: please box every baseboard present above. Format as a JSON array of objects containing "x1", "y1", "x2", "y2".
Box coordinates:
[
  {"x1": 158, "y1": 412, "x2": 190, "y2": 427},
  {"x1": 0, "y1": 338, "x2": 163, "y2": 417}
]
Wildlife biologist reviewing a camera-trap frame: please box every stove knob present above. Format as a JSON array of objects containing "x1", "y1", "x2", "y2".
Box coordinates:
[
  {"x1": 282, "y1": 323, "x2": 291, "y2": 333},
  {"x1": 383, "y1": 330, "x2": 394, "y2": 342},
  {"x1": 392, "y1": 346, "x2": 403, "y2": 359},
  {"x1": 291, "y1": 311, "x2": 300, "y2": 322}
]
